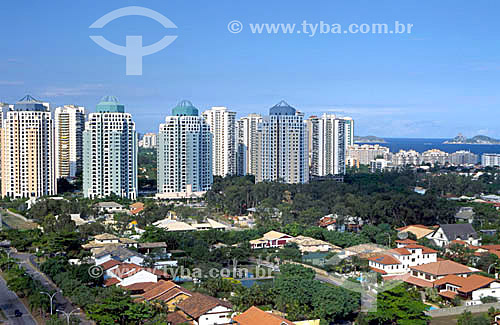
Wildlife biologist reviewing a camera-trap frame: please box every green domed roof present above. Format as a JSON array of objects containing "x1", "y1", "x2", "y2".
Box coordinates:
[
  {"x1": 172, "y1": 100, "x2": 198, "y2": 116},
  {"x1": 96, "y1": 95, "x2": 125, "y2": 113}
]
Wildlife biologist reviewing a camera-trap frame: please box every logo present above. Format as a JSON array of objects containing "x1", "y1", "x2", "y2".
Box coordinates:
[
  {"x1": 89, "y1": 6, "x2": 178, "y2": 75},
  {"x1": 88, "y1": 265, "x2": 103, "y2": 278}
]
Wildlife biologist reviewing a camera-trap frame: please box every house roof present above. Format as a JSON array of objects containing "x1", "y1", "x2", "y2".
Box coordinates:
[
  {"x1": 104, "y1": 278, "x2": 120, "y2": 287},
  {"x1": 403, "y1": 275, "x2": 434, "y2": 288},
  {"x1": 177, "y1": 293, "x2": 232, "y2": 319},
  {"x1": 141, "y1": 280, "x2": 179, "y2": 301},
  {"x1": 289, "y1": 236, "x2": 341, "y2": 250},
  {"x1": 404, "y1": 244, "x2": 438, "y2": 254},
  {"x1": 388, "y1": 248, "x2": 411, "y2": 255},
  {"x1": 433, "y1": 274, "x2": 496, "y2": 293},
  {"x1": 94, "y1": 246, "x2": 146, "y2": 260},
  {"x1": 206, "y1": 218, "x2": 228, "y2": 229},
  {"x1": 129, "y1": 202, "x2": 145, "y2": 214},
  {"x1": 100, "y1": 259, "x2": 121, "y2": 271},
  {"x1": 367, "y1": 254, "x2": 401, "y2": 265},
  {"x1": 437, "y1": 224, "x2": 479, "y2": 240},
  {"x1": 233, "y1": 306, "x2": 295, "y2": 325},
  {"x1": 396, "y1": 225, "x2": 434, "y2": 239},
  {"x1": 138, "y1": 242, "x2": 168, "y2": 249},
  {"x1": 395, "y1": 239, "x2": 418, "y2": 244},
  {"x1": 166, "y1": 311, "x2": 191, "y2": 325},
  {"x1": 263, "y1": 231, "x2": 292, "y2": 240},
  {"x1": 438, "y1": 290, "x2": 457, "y2": 299},
  {"x1": 369, "y1": 267, "x2": 387, "y2": 275},
  {"x1": 122, "y1": 282, "x2": 156, "y2": 292},
  {"x1": 154, "y1": 286, "x2": 191, "y2": 302},
  {"x1": 96, "y1": 202, "x2": 123, "y2": 209},
  {"x1": 94, "y1": 233, "x2": 119, "y2": 240},
  {"x1": 410, "y1": 260, "x2": 475, "y2": 276},
  {"x1": 153, "y1": 219, "x2": 197, "y2": 231}
]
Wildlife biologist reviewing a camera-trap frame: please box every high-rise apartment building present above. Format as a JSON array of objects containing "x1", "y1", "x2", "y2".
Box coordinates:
[
  {"x1": 258, "y1": 100, "x2": 309, "y2": 184},
  {"x1": 54, "y1": 105, "x2": 85, "y2": 178},
  {"x1": 202, "y1": 106, "x2": 236, "y2": 177},
  {"x1": 139, "y1": 132, "x2": 157, "y2": 148},
  {"x1": 391, "y1": 150, "x2": 422, "y2": 166},
  {"x1": 347, "y1": 144, "x2": 390, "y2": 165},
  {"x1": 308, "y1": 114, "x2": 346, "y2": 176},
  {"x1": 422, "y1": 149, "x2": 449, "y2": 165},
  {"x1": 342, "y1": 117, "x2": 354, "y2": 147},
  {"x1": 1, "y1": 95, "x2": 56, "y2": 198},
  {"x1": 82, "y1": 96, "x2": 137, "y2": 199},
  {"x1": 237, "y1": 113, "x2": 263, "y2": 176},
  {"x1": 157, "y1": 100, "x2": 212, "y2": 198},
  {"x1": 482, "y1": 153, "x2": 500, "y2": 167},
  {"x1": 450, "y1": 150, "x2": 478, "y2": 166}
]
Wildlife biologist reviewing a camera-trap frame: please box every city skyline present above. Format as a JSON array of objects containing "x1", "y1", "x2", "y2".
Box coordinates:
[{"x1": 1, "y1": 1, "x2": 500, "y2": 138}]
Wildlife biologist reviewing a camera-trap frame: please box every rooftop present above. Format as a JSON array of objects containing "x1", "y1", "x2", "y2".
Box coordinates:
[
  {"x1": 410, "y1": 260, "x2": 475, "y2": 276},
  {"x1": 269, "y1": 100, "x2": 296, "y2": 116},
  {"x1": 172, "y1": 100, "x2": 198, "y2": 116},
  {"x1": 177, "y1": 292, "x2": 232, "y2": 319},
  {"x1": 233, "y1": 306, "x2": 295, "y2": 325},
  {"x1": 96, "y1": 95, "x2": 125, "y2": 113}
]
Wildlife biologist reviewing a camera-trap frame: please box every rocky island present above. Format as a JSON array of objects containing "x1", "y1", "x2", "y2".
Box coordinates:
[
  {"x1": 444, "y1": 134, "x2": 500, "y2": 144},
  {"x1": 354, "y1": 135, "x2": 387, "y2": 143}
]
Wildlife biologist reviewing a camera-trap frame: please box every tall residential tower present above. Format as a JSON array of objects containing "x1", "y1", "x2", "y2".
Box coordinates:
[
  {"x1": 1, "y1": 95, "x2": 56, "y2": 198},
  {"x1": 258, "y1": 100, "x2": 309, "y2": 184},
  {"x1": 157, "y1": 100, "x2": 212, "y2": 199},
  {"x1": 237, "y1": 113, "x2": 263, "y2": 176},
  {"x1": 202, "y1": 106, "x2": 237, "y2": 177},
  {"x1": 54, "y1": 105, "x2": 85, "y2": 178},
  {"x1": 83, "y1": 96, "x2": 137, "y2": 199}
]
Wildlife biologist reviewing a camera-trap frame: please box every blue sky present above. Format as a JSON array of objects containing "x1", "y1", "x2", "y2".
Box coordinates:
[{"x1": 1, "y1": 0, "x2": 499, "y2": 137}]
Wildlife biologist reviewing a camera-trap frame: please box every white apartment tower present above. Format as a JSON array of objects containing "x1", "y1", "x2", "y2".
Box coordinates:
[
  {"x1": 237, "y1": 114, "x2": 263, "y2": 176},
  {"x1": 1, "y1": 95, "x2": 56, "y2": 198},
  {"x1": 55, "y1": 105, "x2": 85, "y2": 178},
  {"x1": 157, "y1": 100, "x2": 212, "y2": 197},
  {"x1": 82, "y1": 96, "x2": 137, "y2": 199},
  {"x1": 139, "y1": 133, "x2": 157, "y2": 148},
  {"x1": 202, "y1": 106, "x2": 237, "y2": 177},
  {"x1": 258, "y1": 100, "x2": 309, "y2": 184},
  {"x1": 308, "y1": 114, "x2": 346, "y2": 176},
  {"x1": 342, "y1": 117, "x2": 354, "y2": 147}
]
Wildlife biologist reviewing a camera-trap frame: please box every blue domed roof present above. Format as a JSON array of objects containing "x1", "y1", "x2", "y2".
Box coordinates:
[
  {"x1": 96, "y1": 95, "x2": 125, "y2": 113},
  {"x1": 269, "y1": 100, "x2": 296, "y2": 116},
  {"x1": 172, "y1": 100, "x2": 198, "y2": 116},
  {"x1": 14, "y1": 95, "x2": 47, "y2": 111}
]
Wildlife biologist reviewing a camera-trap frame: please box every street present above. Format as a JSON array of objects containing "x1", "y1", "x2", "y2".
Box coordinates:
[{"x1": 0, "y1": 274, "x2": 36, "y2": 325}]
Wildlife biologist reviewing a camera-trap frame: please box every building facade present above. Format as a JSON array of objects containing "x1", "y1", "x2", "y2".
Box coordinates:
[
  {"x1": 347, "y1": 144, "x2": 390, "y2": 165},
  {"x1": 482, "y1": 153, "x2": 500, "y2": 167},
  {"x1": 308, "y1": 114, "x2": 346, "y2": 176},
  {"x1": 139, "y1": 133, "x2": 157, "y2": 148},
  {"x1": 54, "y1": 105, "x2": 85, "y2": 178},
  {"x1": 157, "y1": 100, "x2": 212, "y2": 198},
  {"x1": 258, "y1": 100, "x2": 309, "y2": 184},
  {"x1": 236, "y1": 113, "x2": 263, "y2": 176},
  {"x1": 83, "y1": 96, "x2": 137, "y2": 199},
  {"x1": 450, "y1": 150, "x2": 478, "y2": 166},
  {"x1": 202, "y1": 106, "x2": 236, "y2": 177},
  {"x1": 341, "y1": 117, "x2": 354, "y2": 147},
  {"x1": 1, "y1": 95, "x2": 56, "y2": 198}
]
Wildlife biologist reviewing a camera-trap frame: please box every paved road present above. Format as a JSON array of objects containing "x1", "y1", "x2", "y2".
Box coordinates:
[
  {"x1": 12, "y1": 252, "x2": 93, "y2": 325},
  {"x1": 0, "y1": 274, "x2": 36, "y2": 325}
]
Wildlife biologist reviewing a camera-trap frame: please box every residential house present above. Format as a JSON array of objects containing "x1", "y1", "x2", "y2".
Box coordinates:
[
  {"x1": 289, "y1": 236, "x2": 341, "y2": 253},
  {"x1": 167, "y1": 292, "x2": 233, "y2": 325},
  {"x1": 82, "y1": 234, "x2": 138, "y2": 250},
  {"x1": 433, "y1": 274, "x2": 500, "y2": 305},
  {"x1": 135, "y1": 280, "x2": 192, "y2": 311},
  {"x1": 408, "y1": 260, "x2": 478, "y2": 286},
  {"x1": 129, "y1": 202, "x2": 145, "y2": 215},
  {"x1": 95, "y1": 202, "x2": 125, "y2": 214},
  {"x1": 191, "y1": 218, "x2": 228, "y2": 231},
  {"x1": 138, "y1": 242, "x2": 168, "y2": 255},
  {"x1": 153, "y1": 219, "x2": 197, "y2": 232},
  {"x1": 427, "y1": 224, "x2": 480, "y2": 247},
  {"x1": 395, "y1": 225, "x2": 434, "y2": 239},
  {"x1": 249, "y1": 231, "x2": 294, "y2": 249},
  {"x1": 94, "y1": 246, "x2": 146, "y2": 266},
  {"x1": 233, "y1": 306, "x2": 295, "y2": 325},
  {"x1": 102, "y1": 262, "x2": 170, "y2": 288},
  {"x1": 455, "y1": 207, "x2": 475, "y2": 224},
  {"x1": 319, "y1": 214, "x2": 364, "y2": 232},
  {"x1": 367, "y1": 244, "x2": 438, "y2": 276}
]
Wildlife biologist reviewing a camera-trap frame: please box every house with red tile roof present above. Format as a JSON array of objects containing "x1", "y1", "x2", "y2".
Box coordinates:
[
  {"x1": 102, "y1": 262, "x2": 170, "y2": 288},
  {"x1": 433, "y1": 274, "x2": 500, "y2": 305},
  {"x1": 174, "y1": 293, "x2": 232, "y2": 325},
  {"x1": 233, "y1": 306, "x2": 295, "y2": 325},
  {"x1": 134, "y1": 280, "x2": 192, "y2": 311},
  {"x1": 250, "y1": 231, "x2": 294, "y2": 249},
  {"x1": 367, "y1": 243, "x2": 437, "y2": 276},
  {"x1": 407, "y1": 259, "x2": 479, "y2": 286}
]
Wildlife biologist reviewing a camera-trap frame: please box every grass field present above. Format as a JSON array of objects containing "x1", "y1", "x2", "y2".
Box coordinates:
[{"x1": 1, "y1": 212, "x2": 38, "y2": 230}]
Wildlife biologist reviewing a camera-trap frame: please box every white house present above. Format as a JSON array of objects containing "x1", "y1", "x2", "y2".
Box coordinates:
[
  {"x1": 433, "y1": 274, "x2": 500, "y2": 305},
  {"x1": 367, "y1": 243, "x2": 437, "y2": 276},
  {"x1": 94, "y1": 246, "x2": 145, "y2": 266},
  {"x1": 249, "y1": 231, "x2": 294, "y2": 249},
  {"x1": 95, "y1": 202, "x2": 125, "y2": 214},
  {"x1": 426, "y1": 224, "x2": 480, "y2": 247},
  {"x1": 175, "y1": 292, "x2": 233, "y2": 325}
]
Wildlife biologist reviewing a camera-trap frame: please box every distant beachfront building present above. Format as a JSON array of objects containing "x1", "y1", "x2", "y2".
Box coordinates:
[
  {"x1": 422, "y1": 149, "x2": 449, "y2": 165},
  {"x1": 307, "y1": 114, "x2": 346, "y2": 176},
  {"x1": 347, "y1": 144, "x2": 390, "y2": 165},
  {"x1": 157, "y1": 100, "x2": 212, "y2": 199},
  {"x1": 202, "y1": 106, "x2": 237, "y2": 177},
  {"x1": 341, "y1": 117, "x2": 354, "y2": 147},
  {"x1": 482, "y1": 153, "x2": 500, "y2": 167},
  {"x1": 237, "y1": 113, "x2": 263, "y2": 176},
  {"x1": 83, "y1": 96, "x2": 138, "y2": 200},
  {"x1": 139, "y1": 133, "x2": 157, "y2": 149},
  {"x1": 55, "y1": 105, "x2": 85, "y2": 178},
  {"x1": 391, "y1": 150, "x2": 422, "y2": 166},
  {"x1": 257, "y1": 100, "x2": 309, "y2": 184},
  {"x1": 450, "y1": 150, "x2": 478, "y2": 166},
  {"x1": 1, "y1": 95, "x2": 56, "y2": 198}
]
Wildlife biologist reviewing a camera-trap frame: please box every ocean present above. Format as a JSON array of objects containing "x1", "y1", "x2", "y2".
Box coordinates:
[{"x1": 358, "y1": 138, "x2": 500, "y2": 155}]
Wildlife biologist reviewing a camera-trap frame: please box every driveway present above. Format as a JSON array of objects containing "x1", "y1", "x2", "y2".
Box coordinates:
[{"x1": 0, "y1": 275, "x2": 36, "y2": 325}]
